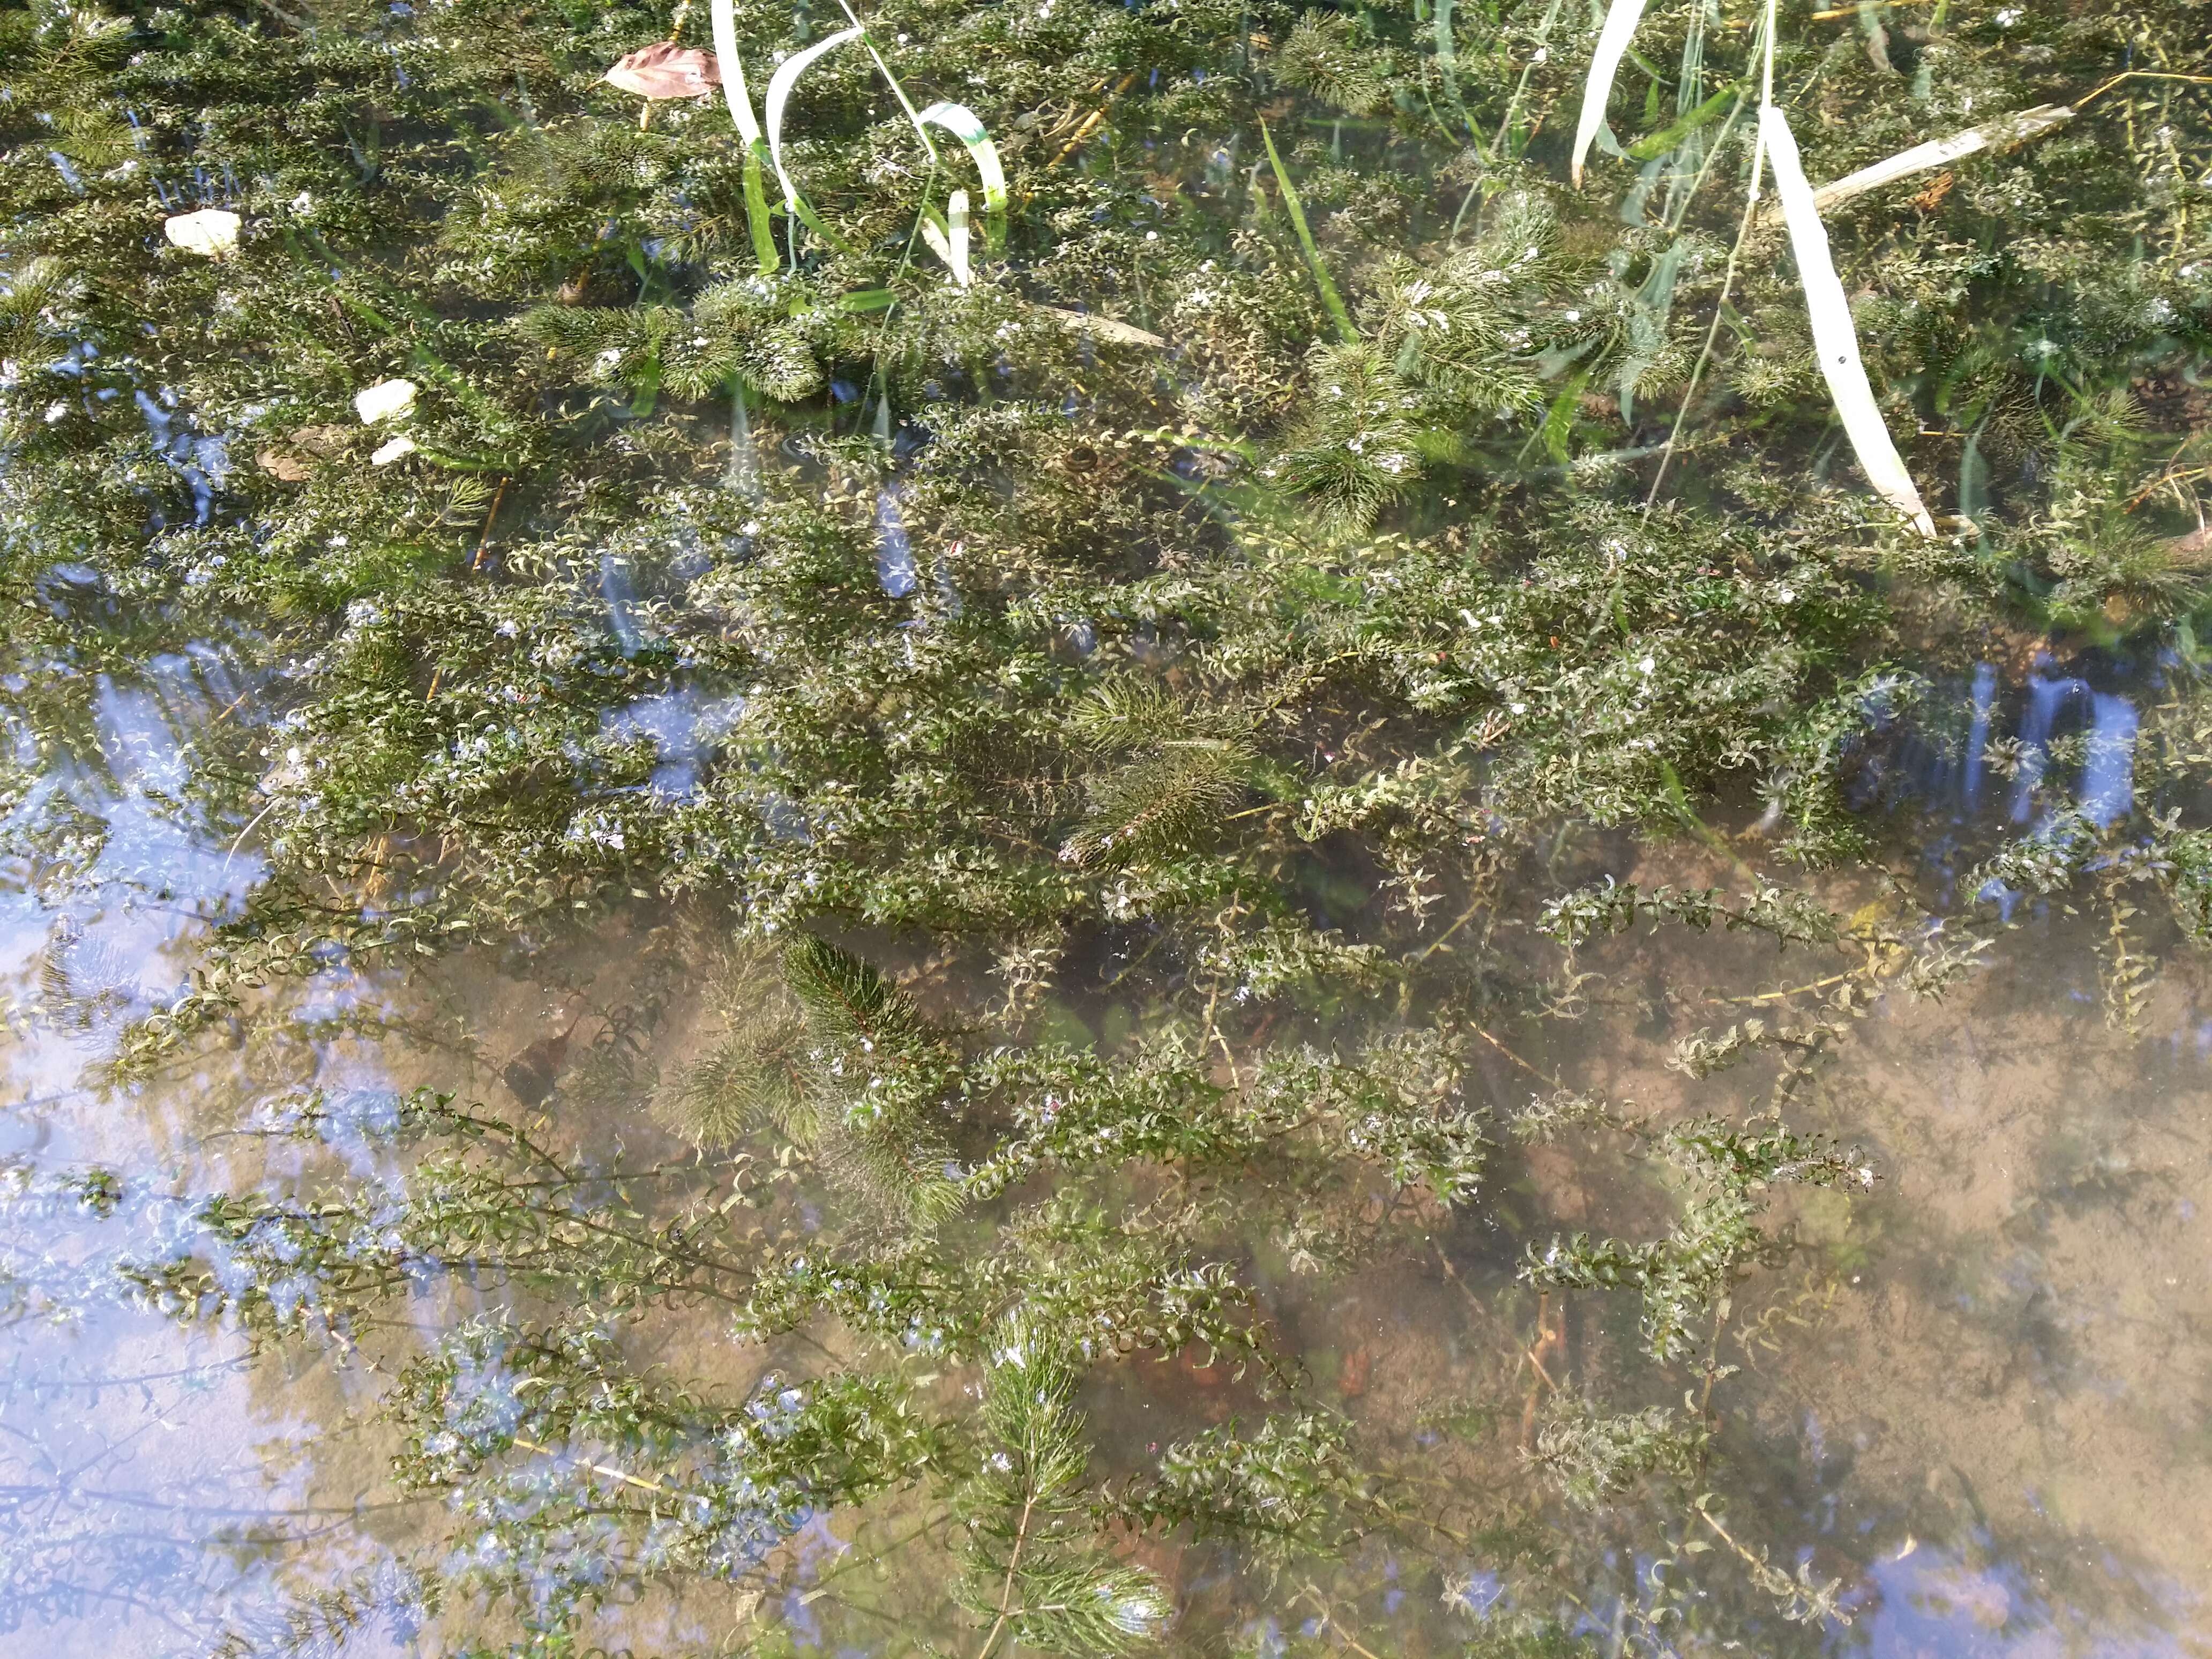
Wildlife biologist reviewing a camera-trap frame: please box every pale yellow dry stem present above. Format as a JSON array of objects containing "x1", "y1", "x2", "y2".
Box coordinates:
[{"x1": 510, "y1": 1434, "x2": 669, "y2": 1494}]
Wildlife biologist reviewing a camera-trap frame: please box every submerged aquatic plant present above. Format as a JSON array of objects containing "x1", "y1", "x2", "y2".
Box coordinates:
[{"x1": 2, "y1": 0, "x2": 2210, "y2": 1647}]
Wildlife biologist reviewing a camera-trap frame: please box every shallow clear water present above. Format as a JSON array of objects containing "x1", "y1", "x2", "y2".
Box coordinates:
[
  {"x1": 5, "y1": 0, "x2": 2211, "y2": 1649},
  {"x1": 6, "y1": 646, "x2": 2212, "y2": 1657}
]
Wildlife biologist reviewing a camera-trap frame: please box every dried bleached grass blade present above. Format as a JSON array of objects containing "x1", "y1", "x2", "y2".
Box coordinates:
[
  {"x1": 765, "y1": 25, "x2": 865, "y2": 224},
  {"x1": 915, "y1": 101, "x2": 1008, "y2": 250},
  {"x1": 708, "y1": 0, "x2": 764, "y2": 144},
  {"x1": 920, "y1": 189, "x2": 972, "y2": 285},
  {"x1": 1035, "y1": 306, "x2": 1166, "y2": 349},
  {"x1": 1799, "y1": 103, "x2": 2073, "y2": 214},
  {"x1": 1759, "y1": 103, "x2": 1935, "y2": 538},
  {"x1": 1571, "y1": 0, "x2": 1648, "y2": 186}
]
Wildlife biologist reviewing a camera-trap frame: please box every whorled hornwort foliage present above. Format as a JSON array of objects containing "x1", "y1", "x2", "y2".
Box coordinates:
[{"x1": 3, "y1": 0, "x2": 2211, "y2": 1649}]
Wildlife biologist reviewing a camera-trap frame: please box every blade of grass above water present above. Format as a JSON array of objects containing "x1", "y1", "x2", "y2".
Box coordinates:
[
  {"x1": 1571, "y1": 0, "x2": 1649, "y2": 185},
  {"x1": 1759, "y1": 101, "x2": 1937, "y2": 538},
  {"x1": 915, "y1": 101, "x2": 1009, "y2": 251},
  {"x1": 765, "y1": 24, "x2": 866, "y2": 257}
]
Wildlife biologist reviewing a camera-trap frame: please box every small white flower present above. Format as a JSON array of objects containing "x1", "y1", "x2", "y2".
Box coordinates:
[
  {"x1": 1511, "y1": 701, "x2": 1527, "y2": 714},
  {"x1": 1639, "y1": 654, "x2": 1655, "y2": 674},
  {"x1": 163, "y1": 207, "x2": 240, "y2": 256},
  {"x1": 370, "y1": 434, "x2": 417, "y2": 466},
  {"x1": 290, "y1": 190, "x2": 313, "y2": 214},
  {"x1": 354, "y1": 378, "x2": 417, "y2": 424}
]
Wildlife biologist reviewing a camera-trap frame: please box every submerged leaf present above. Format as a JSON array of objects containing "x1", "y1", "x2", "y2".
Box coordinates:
[
  {"x1": 603, "y1": 41, "x2": 722, "y2": 99},
  {"x1": 1259, "y1": 120, "x2": 1357, "y2": 346}
]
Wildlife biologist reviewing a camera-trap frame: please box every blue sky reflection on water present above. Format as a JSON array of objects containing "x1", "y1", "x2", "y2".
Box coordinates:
[{"x1": 1852, "y1": 1543, "x2": 2202, "y2": 1659}]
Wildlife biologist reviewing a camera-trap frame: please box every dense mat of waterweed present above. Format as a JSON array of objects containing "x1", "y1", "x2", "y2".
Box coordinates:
[{"x1": 2, "y1": 0, "x2": 2211, "y2": 1648}]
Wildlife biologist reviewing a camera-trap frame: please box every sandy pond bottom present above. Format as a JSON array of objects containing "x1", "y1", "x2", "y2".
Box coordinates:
[{"x1": 4, "y1": 835, "x2": 2211, "y2": 1659}]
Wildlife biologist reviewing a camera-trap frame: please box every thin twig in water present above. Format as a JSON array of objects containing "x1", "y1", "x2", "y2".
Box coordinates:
[{"x1": 1049, "y1": 71, "x2": 1138, "y2": 167}]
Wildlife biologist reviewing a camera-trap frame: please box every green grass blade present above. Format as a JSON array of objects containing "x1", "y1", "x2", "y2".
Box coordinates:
[
  {"x1": 1259, "y1": 120, "x2": 1357, "y2": 344},
  {"x1": 1625, "y1": 82, "x2": 1739, "y2": 160},
  {"x1": 742, "y1": 142, "x2": 779, "y2": 273}
]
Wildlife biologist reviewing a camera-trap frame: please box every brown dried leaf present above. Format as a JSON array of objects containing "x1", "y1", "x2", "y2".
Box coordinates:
[
  {"x1": 604, "y1": 41, "x2": 721, "y2": 100},
  {"x1": 289, "y1": 424, "x2": 352, "y2": 456}
]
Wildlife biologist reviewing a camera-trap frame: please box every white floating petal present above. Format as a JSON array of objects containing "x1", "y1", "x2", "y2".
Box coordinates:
[
  {"x1": 354, "y1": 378, "x2": 418, "y2": 424},
  {"x1": 163, "y1": 208, "x2": 241, "y2": 256},
  {"x1": 370, "y1": 435, "x2": 417, "y2": 466}
]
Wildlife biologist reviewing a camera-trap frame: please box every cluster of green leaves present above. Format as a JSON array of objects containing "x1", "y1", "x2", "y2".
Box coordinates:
[
  {"x1": 1527, "y1": 1114, "x2": 1868, "y2": 1362},
  {"x1": 0, "y1": 0, "x2": 2202, "y2": 1023},
  {"x1": 1529, "y1": 1396, "x2": 1707, "y2": 1511},
  {"x1": 668, "y1": 935, "x2": 965, "y2": 1223},
  {"x1": 390, "y1": 1315, "x2": 947, "y2": 1628}
]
